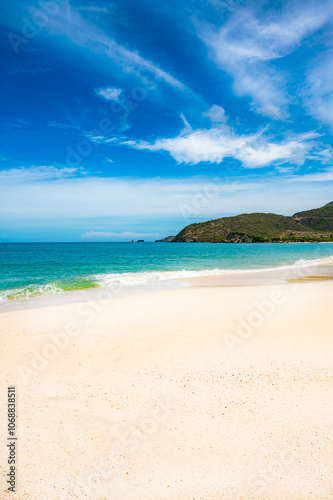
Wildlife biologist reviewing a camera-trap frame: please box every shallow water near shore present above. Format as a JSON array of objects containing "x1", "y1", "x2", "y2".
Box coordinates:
[{"x1": 1, "y1": 242, "x2": 333, "y2": 302}]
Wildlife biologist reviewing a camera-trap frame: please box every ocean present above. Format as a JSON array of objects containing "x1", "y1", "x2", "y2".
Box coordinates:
[{"x1": 1, "y1": 242, "x2": 333, "y2": 302}]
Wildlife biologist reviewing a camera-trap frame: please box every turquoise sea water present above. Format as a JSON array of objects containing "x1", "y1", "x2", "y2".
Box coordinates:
[{"x1": 1, "y1": 242, "x2": 333, "y2": 302}]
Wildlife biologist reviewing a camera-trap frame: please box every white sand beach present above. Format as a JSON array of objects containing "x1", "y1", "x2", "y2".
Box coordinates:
[{"x1": 1, "y1": 272, "x2": 333, "y2": 499}]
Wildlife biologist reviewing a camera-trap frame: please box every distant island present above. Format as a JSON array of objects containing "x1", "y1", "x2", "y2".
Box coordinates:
[{"x1": 156, "y1": 202, "x2": 333, "y2": 243}]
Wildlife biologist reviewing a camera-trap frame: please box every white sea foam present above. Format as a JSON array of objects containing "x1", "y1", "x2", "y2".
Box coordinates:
[
  {"x1": 0, "y1": 283, "x2": 63, "y2": 302},
  {"x1": 1, "y1": 253, "x2": 333, "y2": 303},
  {"x1": 92, "y1": 253, "x2": 333, "y2": 288}
]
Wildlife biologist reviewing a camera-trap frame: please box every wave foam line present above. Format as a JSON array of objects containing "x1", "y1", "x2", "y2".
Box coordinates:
[
  {"x1": 0, "y1": 283, "x2": 63, "y2": 302},
  {"x1": 1, "y1": 253, "x2": 333, "y2": 302},
  {"x1": 92, "y1": 253, "x2": 333, "y2": 287}
]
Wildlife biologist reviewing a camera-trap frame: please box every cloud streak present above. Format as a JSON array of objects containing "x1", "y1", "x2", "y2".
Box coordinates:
[
  {"x1": 288, "y1": 167, "x2": 333, "y2": 182},
  {"x1": 1, "y1": 171, "x2": 333, "y2": 241},
  {"x1": 0, "y1": 165, "x2": 81, "y2": 182},
  {"x1": 81, "y1": 231, "x2": 159, "y2": 240},
  {"x1": 303, "y1": 50, "x2": 333, "y2": 130},
  {"x1": 40, "y1": 4, "x2": 187, "y2": 91},
  {"x1": 197, "y1": 2, "x2": 333, "y2": 118}
]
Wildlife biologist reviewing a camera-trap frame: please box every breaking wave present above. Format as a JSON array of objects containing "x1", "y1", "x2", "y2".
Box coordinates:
[{"x1": 1, "y1": 253, "x2": 332, "y2": 303}]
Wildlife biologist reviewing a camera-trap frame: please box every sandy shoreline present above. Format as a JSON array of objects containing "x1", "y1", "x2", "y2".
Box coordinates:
[
  {"x1": 1, "y1": 260, "x2": 333, "y2": 314},
  {"x1": 1, "y1": 269, "x2": 333, "y2": 499}
]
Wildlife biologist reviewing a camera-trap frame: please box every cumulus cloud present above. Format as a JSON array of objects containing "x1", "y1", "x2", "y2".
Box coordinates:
[
  {"x1": 203, "y1": 105, "x2": 227, "y2": 123},
  {"x1": 95, "y1": 87, "x2": 123, "y2": 101},
  {"x1": 197, "y1": 2, "x2": 333, "y2": 118},
  {"x1": 122, "y1": 116, "x2": 322, "y2": 168}
]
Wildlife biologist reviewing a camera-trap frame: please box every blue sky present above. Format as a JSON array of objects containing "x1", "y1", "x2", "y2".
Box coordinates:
[{"x1": 1, "y1": 0, "x2": 333, "y2": 241}]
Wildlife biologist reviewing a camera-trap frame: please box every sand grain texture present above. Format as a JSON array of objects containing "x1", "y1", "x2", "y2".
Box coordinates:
[{"x1": 0, "y1": 280, "x2": 333, "y2": 499}]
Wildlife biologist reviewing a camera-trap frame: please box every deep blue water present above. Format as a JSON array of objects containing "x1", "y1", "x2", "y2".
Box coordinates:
[{"x1": 1, "y1": 242, "x2": 333, "y2": 301}]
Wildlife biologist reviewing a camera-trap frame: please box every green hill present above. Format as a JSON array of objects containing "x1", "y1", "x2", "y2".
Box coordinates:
[
  {"x1": 292, "y1": 202, "x2": 333, "y2": 232},
  {"x1": 172, "y1": 203, "x2": 333, "y2": 243}
]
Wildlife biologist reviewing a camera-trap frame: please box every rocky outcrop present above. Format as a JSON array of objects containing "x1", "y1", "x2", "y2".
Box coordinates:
[{"x1": 225, "y1": 233, "x2": 256, "y2": 243}]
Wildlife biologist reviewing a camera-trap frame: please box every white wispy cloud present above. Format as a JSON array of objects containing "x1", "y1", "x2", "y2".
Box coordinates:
[
  {"x1": 288, "y1": 167, "x2": 333, "y2": 182},
  {"x1": 48, "y1": 121, "x2": 77, "y2": 131},
  {"x1": 77, "y1": 6, "x2": 111, "y2": 14},
  {"x1": 197, "y1": 2, "x2": 333, "y2": 118},
  {"x1": 81, "y1": 231, "x2": 159, "y2": 240},
  {"x1": 121, "y1": 114, "x2": 323, "y2": 168},
  {"x1": 0, "y1": 165, "x2": 80, "y2": 182},
  {"x1": 84, "y1": 133, "x2": 118, "y2": 145},
  {"x1": 1, "y1": 174, "x2": 332, "y2": 223},
  {"x1": 303, "y1": 50, "x2": 333, "y2": 130},
  {"x1": 95, "y1": 87, "x2": 123, "y2": 101},
  {"x1": 40, "y1": 5, "x2": 187, "y2": 91},
  {"x1": 0, "y1": 118, "x2": 29, "y2": 129}
]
